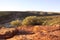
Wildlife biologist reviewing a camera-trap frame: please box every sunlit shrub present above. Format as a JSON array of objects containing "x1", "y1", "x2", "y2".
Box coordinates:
[
  {"x1": 22, "y1": 16, "x2": 44, "y2": 26},
  {"x1": 10, "y1": 19, "x2": 21, "y2": 27}
]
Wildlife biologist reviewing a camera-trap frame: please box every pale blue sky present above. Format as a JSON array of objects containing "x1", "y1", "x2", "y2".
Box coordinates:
[{"x1": 0, "y1": 0, "x2": 60, "y2": 12}]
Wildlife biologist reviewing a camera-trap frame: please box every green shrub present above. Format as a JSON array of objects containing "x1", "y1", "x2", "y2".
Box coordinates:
[
  {"x1": 22, "y1": 16, "x2": 44, "y2": 26},
  {"x1": 10, "y1": 19, "x2": 21, "y2": 27}
]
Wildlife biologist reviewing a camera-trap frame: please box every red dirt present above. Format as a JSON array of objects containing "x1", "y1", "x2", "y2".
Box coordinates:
[{"x1": 0, "y1": 25, "x2": 60, "y2": 40}]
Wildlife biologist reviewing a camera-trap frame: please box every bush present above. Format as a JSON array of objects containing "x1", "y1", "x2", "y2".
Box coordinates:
[
  {"x1": 22, "y1": 16, "x2": 44, "y2": 26},
  {"x1": 10, "y1": 19, "x2": 21, "y2": 27}
]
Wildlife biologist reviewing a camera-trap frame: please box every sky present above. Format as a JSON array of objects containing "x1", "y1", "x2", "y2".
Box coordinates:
[{"x1": 0, "y1": 0, "x2": 60, "y2": 12}]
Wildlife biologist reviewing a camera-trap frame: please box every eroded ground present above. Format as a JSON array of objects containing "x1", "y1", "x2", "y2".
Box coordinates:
[{"x1": 0, "y1": 25, "x2": 60, "y2": 40}]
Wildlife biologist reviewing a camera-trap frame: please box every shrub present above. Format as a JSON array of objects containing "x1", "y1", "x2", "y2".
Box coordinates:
[
  {"x1": 22, "y1": 16, "x2": 44, "y2": 26},
  {"x1": 10, "y1": 19, "x2": 21, "y2": 27}
]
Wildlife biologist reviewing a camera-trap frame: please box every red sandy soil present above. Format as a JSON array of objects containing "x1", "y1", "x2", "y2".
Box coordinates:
[{"x1": 0, "y1": 25, "x2": 60, "y2": 40}]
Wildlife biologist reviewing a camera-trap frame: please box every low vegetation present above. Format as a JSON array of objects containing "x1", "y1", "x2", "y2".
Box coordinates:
[
  {"x1": 22, "y1": 16, "x2": 44, "y2": 26},
  {"x1": 22, "y1": 16, "x2": 60, "y2": 26},
  {"x1": 9, "y1": 15, "x2": 60, "y2": 27},
  {"x1": 10, "y1": 19, "x2": 21, "y2": 27},
  {"x1": 0, "y1": 11, "x2": 60, "y2": 26},
  {"x1": 0, "y1": 12, "x2": 10, "y2": 16}
]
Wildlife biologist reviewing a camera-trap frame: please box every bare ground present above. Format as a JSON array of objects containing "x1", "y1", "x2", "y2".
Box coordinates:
[{"x1": 0, "y1": 25, "x2": 60, "y2": 40}]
